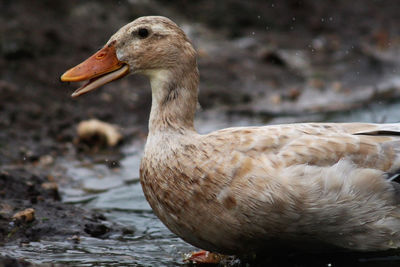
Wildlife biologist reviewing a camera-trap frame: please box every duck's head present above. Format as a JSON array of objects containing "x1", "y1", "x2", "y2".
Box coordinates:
[{"x1": 61, "y1": 16, "x2": 197, "y2": 97}]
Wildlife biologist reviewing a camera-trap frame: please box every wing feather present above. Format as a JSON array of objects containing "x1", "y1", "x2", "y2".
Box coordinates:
[{"x1": 206, "y1": 122, "x2": 400, "y2": 172}]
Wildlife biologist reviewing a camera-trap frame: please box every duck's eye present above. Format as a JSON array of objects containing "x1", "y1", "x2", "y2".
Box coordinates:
[{"x1": 138, "y1": 28, "x2": 149, "y2": 38}]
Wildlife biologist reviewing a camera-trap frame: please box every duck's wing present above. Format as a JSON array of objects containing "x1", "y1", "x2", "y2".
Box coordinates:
[
  {"x1": 206, "y1": 123, "x2": 400, "y2": 172},
  {"x1": 200, "y1": 122, "x2": 400, "y2": 206},
  {"x1": 187, "y1": 123, "x2": 400, "y2": 251},
  {"x1": 276, "y1": 123, "x2": 400, "y2": 171},
  {"x1": 201, "y1": 123, "x2": 400, "y2": 249}
]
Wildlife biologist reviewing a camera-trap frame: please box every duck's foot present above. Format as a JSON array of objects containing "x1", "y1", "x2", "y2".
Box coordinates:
[{"x1": 183, "y1": 250, "x2": 226, "y2": 264}]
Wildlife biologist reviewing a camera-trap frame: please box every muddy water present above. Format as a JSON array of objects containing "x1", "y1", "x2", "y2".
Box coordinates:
[{"x1": 2, "y1": 102, "x2": 400, "y2": 266}]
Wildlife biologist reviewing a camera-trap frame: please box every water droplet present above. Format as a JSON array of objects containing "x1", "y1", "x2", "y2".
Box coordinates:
[
  {"x1": 257, "y1": 15, "x2": 261, "y2": 19},
  {"x1": 321, "y1": 18, "x2": 325, "y2": 22},
  {"x1": 292, "y1": 17, "x2": 296, "y2": 21},
  {"x1": 251, "y1": 32, "x2": 255, "y2": 36},
  {"x1": 271, "y1": 3, "x2": 275, "y2": 7}
]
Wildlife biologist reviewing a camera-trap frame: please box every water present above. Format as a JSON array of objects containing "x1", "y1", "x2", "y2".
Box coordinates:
[{"x1": 2, "y1": 102, "x2": 400, "y2": 266}]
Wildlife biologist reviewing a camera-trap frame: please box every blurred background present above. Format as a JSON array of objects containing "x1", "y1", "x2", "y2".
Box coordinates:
[{"x1": 1, "y1": 0, "x2": 400, "y2": 266}]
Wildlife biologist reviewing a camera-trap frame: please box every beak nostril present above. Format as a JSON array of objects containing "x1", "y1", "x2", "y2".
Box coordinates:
[{"x1": 96, "y1": 52, "x2": 106, "y2": 59}]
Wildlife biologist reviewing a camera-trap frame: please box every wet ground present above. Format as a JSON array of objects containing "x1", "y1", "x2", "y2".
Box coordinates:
[{"x1": 1, "y1": 0, "x2": 400, "y2": 266}]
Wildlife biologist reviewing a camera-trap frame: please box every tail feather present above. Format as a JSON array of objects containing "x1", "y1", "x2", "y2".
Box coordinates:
[{"x1": 388, "y1": 171, "x2": 400, "y2": 182}]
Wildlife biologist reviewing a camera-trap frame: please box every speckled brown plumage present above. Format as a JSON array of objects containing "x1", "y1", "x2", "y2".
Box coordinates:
[
  {"x1": 65, "y1": 16, "x2": 400, "y2": 255},
  {"x1": 141, "y1": 122, "x2": 400, "y2": 253}
]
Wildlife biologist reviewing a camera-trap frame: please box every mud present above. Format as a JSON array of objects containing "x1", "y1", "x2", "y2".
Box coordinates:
[
  {"x1": 0, "y1": 168, "x2": 126, "y2": 243},
  {"x1": 1, "y1": 0, "x2": 400, "y2": 266}
]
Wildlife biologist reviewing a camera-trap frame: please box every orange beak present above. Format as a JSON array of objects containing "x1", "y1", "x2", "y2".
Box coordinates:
[{"x1": 61, "y1": 41, "x2": 129, "y2": 97}]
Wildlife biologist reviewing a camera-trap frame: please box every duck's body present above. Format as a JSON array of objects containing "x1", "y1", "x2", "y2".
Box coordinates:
[
  {"x1": 61, "y1": 16, "x2": 400, "y2": 255},
  {"x1": 142, "y1": 122, "x2": 400, "y2": 254}
]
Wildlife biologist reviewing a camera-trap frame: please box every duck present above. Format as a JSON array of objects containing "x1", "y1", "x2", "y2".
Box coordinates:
[{"x1": 61, "y1": 16, "x2": 400, "y2": 257}]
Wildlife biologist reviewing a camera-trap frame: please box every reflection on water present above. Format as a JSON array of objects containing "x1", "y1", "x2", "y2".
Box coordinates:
[
  {"x1": 2, "y1": 234, "x2": 190, "y2": 266},
  {"x1": 2, "y1": 102, "x2": 400, "y2": 266}
]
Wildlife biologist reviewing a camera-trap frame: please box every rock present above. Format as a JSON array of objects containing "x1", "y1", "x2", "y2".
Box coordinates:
[
  {"x1": 38, "y1": 155, "x2": 54, "y2": 166},
  {"x1": 84, "y1": 223, "x2": 110, "y2": 237},
  {"x1": 122, "y1": 227, "x2": 134, "y2": 235},
  {"x1": 41, "y1": 182, "x2": 58, "y2": 191},
  {"x1": 12, "y1": 208, "x2": 35, "y2": 223},
  {"x1": 41, "y1": 182, "x2": 61, "y2": 201},
  {"x1": 76, "y1": 119, "x2": 123, "y2": 147},
  {"x1": 67, "y1": 235, "x2": 81, "y2": 244}
]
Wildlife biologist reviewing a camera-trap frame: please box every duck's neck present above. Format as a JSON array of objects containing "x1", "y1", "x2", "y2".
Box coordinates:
[{"x1": 146, "y1": 66, "x2": 199, "y2": 134}]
